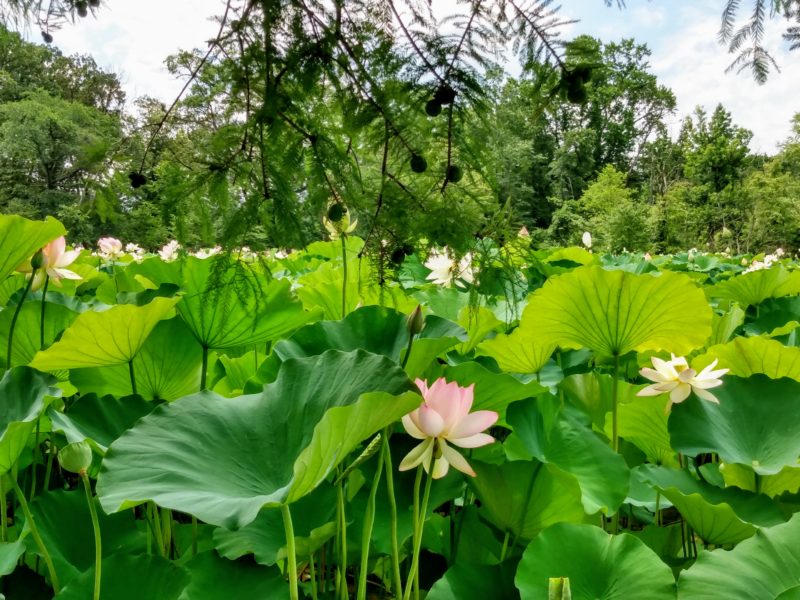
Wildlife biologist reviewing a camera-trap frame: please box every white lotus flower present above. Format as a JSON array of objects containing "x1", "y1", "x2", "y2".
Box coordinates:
[
  {"x1": 638, "y1": 354, "x2": 728, "y2": 414},
  {"x1": 424, "y1": 248, "x2": 475, "y2": 288},
  {"x1": 159, "y1": 240, "x2": 181, "y2": 262},
  {"x1": 97, "y1": 237, "x2": 123, "y2": 260},
  {"x1": 582, "y1": 231, "x2": 592, "y2": 249}
]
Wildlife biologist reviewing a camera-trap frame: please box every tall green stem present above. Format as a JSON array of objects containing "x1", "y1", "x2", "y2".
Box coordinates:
[
  {"x1": 11, "y1": 477, "x2": 59, "y2": 592},
  {"x1": 128, "y1": 360, "x2": 137, "y2": 396},
  {"x1": 0, "y1": 477, "x2": 6, "y2": 543},
  {"x1": 610, "y1": 353, "x2": 620, "y2": 534},
  {"x1": 340, "y1": 235, "x2": 348, "y2": 318},
  {"x1": 200, "y1": 345, "x2": 209, "y2": 391},
  {"x1": 336, "y1": 478, "x2": 348, "y2": 600},
  {"x1": 282, "y1": 504, "x2": 299, "y2": 600},
  {"x1": 382, "y1": 432, "x2": 403, "y2": 599},
  {"x1": 309, "y1": 553, "x2": 319, "y2": 600},
  {"x1": 411, "y1": 466, "x2": 423, "y2": 600},
  {"x1": 6, "y1": 268, "x2": 36, "y2": 372},
  {"x1": 39, "y1": 275, "x2": 49, "y2": 349},
  {"x1": 403, "y1": 458, "x2": 435, "y2": 600},
  {"x1": 357, "y1": 444, "x2": 385, "y2": 600},
  {"x1": 81, "y1": 472, "x2": 102, "y2": 600}
]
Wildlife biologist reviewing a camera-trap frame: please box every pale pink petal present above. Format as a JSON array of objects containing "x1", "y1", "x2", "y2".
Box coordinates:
[
  {"x1": 401, "y1": 413, "x2": 427, "y2": 440},
  {"x1": 418, "y1": 404, "x2": 445, "y2": 437},
  {"x1": 448, "y1": 410, "x2": 498, "y2": 439},
  {"x1": 427, "y1": 380, "x2": 463, "y2": 431},
  {"x1": 440, "y1": 441, "x2": 475, "y2": 477},
  {"x1": 54, "y1": 249, "x2": 81, "y2": 268},
  {"x1": 399, "y1": 438, "x2": 433, "y2": 472},
  {"x1": 651, "y1": 356, "x2": 678, "y2": 379},
  {"x1": 693, "y1": 388, "x2": 721, "y2": 404},
  {"x1": 652, "y1": 381, "x2": 679, "y2": 392},
  {"x1": 638, "y1": 383, "x2": 666, "y2": 397},
  {"x1": 29, "y1": 271, "x2": 47, "y2": 292},
  {"x1": 449, "y1": 432, "x2": 495, "y2": 449},
  {"x1": 670, "y1": 383, "x2": 691, "y2": 405},
  {"x1": 699, "y1": 368, "x2": 729, "y2": 380},
  {"x1": 640, "y1": 367, "x2": 670, "y2": 383},
  {"x1": 678, "y1": 368, "x2": 697, "y2": 383},
  {"x1": 50, "y1": 268, "x2": 82, "y2": 281},
  {"x1": 414, "y1": 379, "x2": 429, "y2": 397},
  {"x1": 48, "y1": 236, "x2": 66, "y2": 259},
  {"x1": 459, "y1": 383, "x2": 475, "y2": 415}
]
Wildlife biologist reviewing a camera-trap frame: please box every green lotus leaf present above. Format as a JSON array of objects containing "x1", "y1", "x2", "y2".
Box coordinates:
[
  {"x1": 29, "y1": 297, "x2": 179, "y2": 371},
  {"x1": 637, "y1": 464, "x2": 786, "y2": 545},
  {"x1": 469, "y1": 460, "x2": 585, "y2": 541},
  {"x1": 49, "y1": 393, "x2": 156, "y2": 453},
  {"x1": 211, "y1": 351, "x2": 263, "y2": 397},
  {"x1": 709, "y1": 304, "x2": 745, "y2": 344},
  {"x1": 694, "y1": 336, "x2": 800, "y2": 381},
  {"x1": 742, "y1": 296, "x2": 800, "y2": 337},
  {"x1": 428, "y1": 561, "x2": 519, "y2": 600},
  {"x1": 0, "y1": 367, "x2": 59, "y2": 474},
  {"x1": 214, "y1": 483, "x2": 336, "y2": 566},
  {"x1": 477, "y1": 326, "x2": 556, "y2": 375},
  {"x1": 134, "y1": 255, "x2": 317, "y2": 349},
  {"x1": 524, "y1": 266, "x2": 711, "y2": 357},
  {"x1": 0, "y1": 300, "x2": 79, "y2": 369},
  {"x1": 708, "y1": 266, "x2": 800, "y2": 307},
  {"x1": 70, "y1": 317, "x2": 203, "y2": 401},
  {"x1": 441, "y1": 361, "x2": 547, "y2": 416},
  {"x1": 0, "y1": 214, "x2": 65, "y2": 282},
  {"x1": 669, "y1": 375, "x2": 800, "y2": 475},
  {"x1": 97, "y1": 350, "x2": 416, "y2": 528},
  {"x1": 457, "y1": 306, "x2": 503, "y2": 353},
  {"x1": 177, "y1": 552, "x2": 286, "y2": 600},
  {"x1": 29, "y1": 490, "x2": 145, "y2": 588},
  {"x1": 719, "y1": 462, "x2": 800, "y2": 497},
  {"x1": 560, "y1": 372, "x2": 641, "y2": 430},
  {"x1": 507, "y1": 397, "x2": 630, "y2": 515},
  {"x1": 0, "y1": 540, "x2": 25, "y2": 577},
  {"x1": 677, "y1": 513, "x2": 800, "y2": 599},
  {"x1": 607, "y1": 389, "x2": 678, "y2": 468},
  {"x1": 515, "y1": 522, "x2": 676, "y2": 599},
  {"x1": 54, "y1": 554, "x2": 190, "y2": 600}
]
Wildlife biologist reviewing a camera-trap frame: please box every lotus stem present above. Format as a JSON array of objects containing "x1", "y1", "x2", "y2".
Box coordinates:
[
  {"x1": 309, "y1": 553, "x2": 319, "y2": 600},
  {"x1": 40, "y1": 275, "x2": 49, "y2": 349},
  {"x1": 128, "y1": 360, "x2": 137, "y2": 396},
  {"x1": 281, "y1": 504, "x2": 299, "y2": 600},
  {"x1": 81, "y1": 472, "x2": 102, "y2": 600},
  {"x1": 382, "y1": 431, "x2": 403, "y2": 598},
  {"x1": 192, "y1": 516, "x2": 198, "y2": 556},
  {"x1": 29, "y1": 419, "x2": 40, "y2": 501},
  {"x1": 403, "y1": 457, "x2": 435, "y2": 600},
  {"x1": 341, "y1": 235, "x2": 348, "y2": 318},
  {"x1": 336, "y1": 473, "x2": 348, "y2": 600},
  {"x1": 610, "y1": 353, "x2": 620, "y2": 534},
  {"x1": 0, "y1": 477, "x2": 6, "y2": 543},
  {"x1": 6, "y1": 267, "x2": 36, "y2": 372},
  {"x1": 411, "y1": 465, "x2": 423, "y2": 600},
  {"x1": 356, "y1": 441, "x2": 386, "y2": 600},
  {"x1": 200, "y1": 345, "x2": 209, "y2": 391},
  {"x1": 499, "y1": 530, "x2": 511, "y2": 562},
  {"x1": 11, "y1": 477, "x2": 59, "y2": 592}
]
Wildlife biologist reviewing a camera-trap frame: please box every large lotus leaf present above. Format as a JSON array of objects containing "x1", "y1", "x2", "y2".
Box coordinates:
[
  {"x1": 720, "y1": 462, "x2": 800, "y2": 497},
  {"x1": 0, "y1": 301, "x2": 79, "y2": 369},
  {"x1": 69, "y1": 317, "x2": 203, "y2": 401},
  {"x1": 607, "y1": 389, "x2": 678, "y2": 467},
  {"x1": 49, "y1": 393, "x2": 157, "y2": 453},
  {"x1": 677, "y1": 513, "x2": 800, "y2": 599},
  {"x1": 214, "y1": 483, "x2": 336, "y2": 566},
  {"x1": 28, "y1": 490, "x2": 145, "y2": 587},
  {"x1": 403, "y1": 316, "x2": 467, "y2": 379},
  {"x1": 0, "y1": 214, "x2": 65, "y2": 282},
  {"x1": 177, "y1": 552, "x2": 287, "y2": 600},
  {"x1": 0, "y1": 540, "x2": 25, "y2": 577},
  {"x1": 523, "y1": 266, "x2": 711, "y2": 357},
  {"x1": 507, "y1": 398, "x2": 629, "y2": 515},
  {"x1": 211, "y1": 351, "x2": 263, "y2": 397},
  {"x1": 708, "y1": 266, "x2": 800, "y2": 307},
  {"x1": 637, "y1": 465, "x2": 786, "y2": 545},
  {"x1": 29, "y1": 297, "x2": 178, "y2": 370},
  {"x1": 411, "y1": 287, "x2": 470, "y2": 322},
  {"x1": 441, "y1": 362, "x2": 546, "y2": 417},
  {"x1": 669, "y1": 375, "x2": 800, "y2": 475},
  {"x1": 694, "y1": 336, "x2": 800, "y2": 381},
  {"x1": 98, "y1": 350, "x2": 416, "y2": 528},
  {"x1": 428, "y1": 561, "x2": 519, "y2": 600},
  {"x1": 457, "y1": 306, "x2": 503, "y2": 353},
  {"x1": 477, "y1": 326, "x2": 556, "y2": 375},
  {"x1": 709, "y1": 304, "x2": 746, "y2": 344},
  {"x1": 274, "y1": 305, "x2": 409, "y2": 360},
  {"x1": 295, "y1": 254, "x2": 367, "y2": 319},
  {"x1": 743, "y1": 296, "x2": 800, "y2": 337},
  {"x1": 515, "y1": 522, "x2": 676, "y2": 600},
  {"x1": 560, "y1": 372, "x2": 641, "y2": 430},
  {"x1": 469, "y1": 460, "x2": 585, "y2": 541},
  {"x1": 0, "y1": 367, "x2": 59, "y2": 473},
  {"x1": 54, "y1": 554, "x2": 190, "y2": 600},
  {"x1": 134, "y1": 255, "x2": 316, "y2": 348}
]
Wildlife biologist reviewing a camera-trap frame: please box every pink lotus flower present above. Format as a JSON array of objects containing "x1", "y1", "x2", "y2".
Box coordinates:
[
  {"x1": 17, "y1": 236, "x2": 81, "y2": 291},
  {"x1": 399, "y1": 378, "x2": 498, "y2": 479}
]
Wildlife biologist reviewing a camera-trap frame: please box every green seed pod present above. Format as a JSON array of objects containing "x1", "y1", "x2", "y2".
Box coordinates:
[
  {"x1": 425, "y1": 99, "x2": 442, "y2": 117},
  {"x1": 446, "y1": 165, "x2": 463, "y2": 183},
  {"x1": 327, "y1": 203, "x2": 346, "y2": 222},
  {"x1": 41, "y1": 31, "x2": 54, "y2": 44},
  {"x1": 433, "y1": 85, "x2": 456, "y2": 105},
  {"x1": 30, "y1": 249, "x2": 45, "y2": 270},
  {"x1": 75, "y1": 1, "x2": 89, "y2": 17},
  {"x1": 410, "y1": 154, "x2": 427, "y2": 173},
  {"x1": 59, "y1": 441, "x2": 93, "y2": 475}
]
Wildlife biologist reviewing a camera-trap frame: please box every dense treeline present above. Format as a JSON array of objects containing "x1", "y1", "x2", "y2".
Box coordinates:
[{"x1": 0, "y1": 17, "x2": 798, "y2": 254}]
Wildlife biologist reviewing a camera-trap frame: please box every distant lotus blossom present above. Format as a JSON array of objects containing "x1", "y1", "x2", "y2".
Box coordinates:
[
  {"x1": 159, "y1": 240, "x2": 181, "y2": 262},
  {"x1": 518, "y1": 226, "x2": 530, "y2": 238},
  {"x1": 644, "y1": 252, "x2": 652, "y2": 261},
  {"x1": 744, "y1": 248, "x2": 784, "y2": 273},
  {"x1": 97, "y1": 237, "x2": 123, "y2": 260},
  {"x1": 399, "y1": 378, "x2": 498, "y2": 478},
  {"x1": 424, "y1": 248, "x2": 475, "y2": 288},
  {"x1": 582, "y1": 231, "x2": 592, "y2": 250},
  {"x1": 125, "y1": 243, "x2": 145, "y2": 261},
  {"x1": 194, "y1": 246, "x2": 221, "y2": 259},
  {"x1": 17, "y1": 236, "x2": 82, "y2": 291},
  {"x1": 638, "y1": 354, "x2": 728, "y2": 414},
  {"x1": 274, "y1": 249, "x2": 288, "y2": 259}
]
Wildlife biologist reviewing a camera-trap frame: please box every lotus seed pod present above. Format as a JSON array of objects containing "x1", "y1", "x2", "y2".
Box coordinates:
[{"x1": 59, "y1": 441, "x2": 93, "y2": 474}]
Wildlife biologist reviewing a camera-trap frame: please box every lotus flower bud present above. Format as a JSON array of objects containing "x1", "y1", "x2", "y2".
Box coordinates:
[
  {"x1": 30, "y1": 249, "x2": 45, "y2": 270},
  {"x1": 58, "y1": 441, "x2": 93, "y2": 474},
  {"x1": 407, "y1": 305, "x2": 424, "y2": 336}
]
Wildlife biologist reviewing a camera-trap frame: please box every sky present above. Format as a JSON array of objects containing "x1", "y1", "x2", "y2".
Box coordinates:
[{"x1": 14, "y1": 0, "x2": 799, "y2": 153}]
